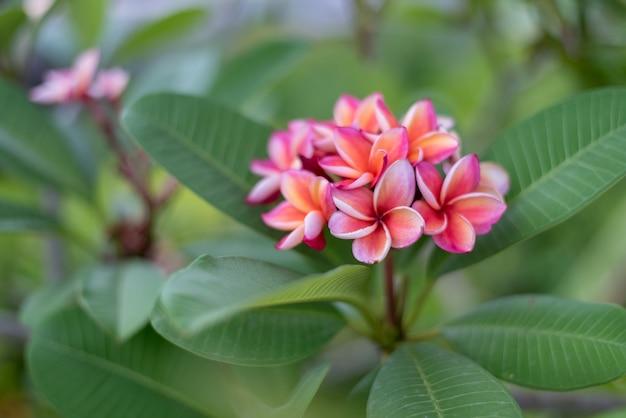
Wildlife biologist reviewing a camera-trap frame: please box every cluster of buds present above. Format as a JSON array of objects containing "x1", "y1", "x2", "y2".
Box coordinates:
[
  {"x1": 30, "y1": 49, "x2": 129, "y2": 104},
  {"x1": 246, "y1": 93, "x2": 508, "y2": 264}
]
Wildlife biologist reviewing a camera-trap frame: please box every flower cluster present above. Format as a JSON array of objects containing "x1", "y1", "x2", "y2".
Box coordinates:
[
  {"x1": 30, "y1": 49, "x2": 129, "y2": 104},
  {"x1": 247, "y1": 93, "x2": 508, "y2": 264}
]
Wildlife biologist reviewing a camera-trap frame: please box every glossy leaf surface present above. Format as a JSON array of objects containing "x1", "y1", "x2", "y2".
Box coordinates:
[
  {"x1": 79, "y1": 260, "x2": 164, "y2": 342},
  {"x1": 442, "y1": 295, "x2": 626, "y2": 390},
  {"x1": 367, "y1": 343, "x2": 522, "y2": 417}
]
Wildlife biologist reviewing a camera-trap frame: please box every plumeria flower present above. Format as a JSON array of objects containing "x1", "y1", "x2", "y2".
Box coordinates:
[
  {"x1": 30, "y1": 49, "x2": 100, "y2": 104},
  {"x1": 30, "y1": 49, "x2": 130, "y2": 104},
  {"x1": 246, "y1": 124, "x2": 313, "y2": 205},
  {"x1": 412, "y1": 154, "x2": 507, "y2": 253},
  {"x1": 478, "y1": 161, "x2": 510, "y2": 199},
  {"x1": 319, "y1": 126, "x2": 408, "y2": 189},
  {"x1": 262, "y1": 170, "x2": 335, "y2": 250},
  {"x1": 375, "y1": 98, "x2": 459, "y2": 165},
  {"x1": 333, "y1": 92, "x2": 387, "y2": 133},
  {"x1": 329, "y1": 159, "x2": 424, "y2": 264}
]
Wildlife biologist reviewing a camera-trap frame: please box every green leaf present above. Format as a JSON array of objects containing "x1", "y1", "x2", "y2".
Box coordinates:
[
  {"x1": 432, "y1": 89, "x2": 626, "y2": 276},
  {"x1": 112, "y1": 8, "x2": 207, "y2": 63},
  {"x1": 209, "y1": 39, "x2": 308, "y2": 111},
  {"x1": 0, "y1": 198, "x2": 59, "y2": 232},
  {"x1": 0, "y1": 77, "x2": 93, "y2": 197},
  {"x1": 157, "y1": 255, "x2": 371, "y2": 334},
  {"x1": 152, "y1": 301, "x2": 345, "y2": 365},
  {"x1": 0, "y1": 6, "x2": 26, "y2": 50},
  {"x1": 122, "y1": 93, "x2": 276, "y2": 238},
  {"x1": 28, "y1": 307, "x2": 232, "y2": 418},
  {"x1": 65, "y1": 0, "x2": 107, "y2": 47},
  {"x1": 151, "y1": 255, "x2": 371, "y2": 365},
  {"x1": 78, "y1": 260, "x2": 164, "y2": 342},
  {"x1": 20, "y1": 279, "x2": 77, "y2": 330},
  {"x1": 441, "y1": 295, "x2": 626, "y2": 390},
  {"x1": 367, "y1": 343, "x2": 522, "y2": 417}
]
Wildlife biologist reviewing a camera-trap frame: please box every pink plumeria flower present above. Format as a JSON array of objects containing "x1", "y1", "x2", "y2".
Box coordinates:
[
  {"x1": 30, "y1": 49, "x2": 100, "y2": 104},
  {"x1": 334, "y1": 92, "x2": 387, "y2": 133},
  {"x1": 246, "y1": 123, "x2": 314, "y2": 205},
  {"x1": 376, "y1": 98, "x2": 459, "y2": 165},
  {"x1": 262, "y1": 170, "x2": 335, "y2": 250},
  {"x1": 319, "y1": 126, "x2": 408, "y2": 189},
  {"x1": 89, "y1": 68, "x2": 130, "y2": 101},
  {"x1": 412, "y1": 154, "x2": 507, "y2": 253},
  {"x1": 329, "y1": 159, "x2": 424, "y2": 264}
]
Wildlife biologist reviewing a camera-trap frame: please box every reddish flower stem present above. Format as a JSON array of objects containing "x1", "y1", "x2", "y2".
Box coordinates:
[{"x1": 383, "y1": 254, "x2": 399, "y2": 330}]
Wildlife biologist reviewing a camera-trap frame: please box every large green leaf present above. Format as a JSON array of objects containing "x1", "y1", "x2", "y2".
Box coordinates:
[
  {"x1": 78, "y1": 260, "x2": 164, "y2": 342},
  {"x1": 0, "y1": 77, "x2": 92, "y2": 197},
  {"x1": 112, "y1": 8, "x2": 207, "y2": 63},
  {"x1": 152, "y1": 301, "x2": 344, "y2": 365},
  {"x1": 441, "y1": 295, "x2": 626, "y2": 390},
  {"x1": 0, "y1": 6, "x2": 26, "y2": 50},
  {"x1": 367, "y1": 343, "x2": 522, "y2": 417},
  {"x1": 0, "y1": 198, "x2": 59, "y2": 232},
  {"x1": 432, "y1": 89, "x2": 626, "y2": 276},
  {"x1": 157, "y1": 255, "x2": 371, "y2": 334},
  {"x1": 121, "y1": 93, "x2": 276, "y2": 239},
  {"x1": 28, "y1": 307, "x2": 233, "y2": 418},
  {"x1": 151, "y1": 255, "x2": 371, "y2": 365},
  {"x1": 65, "y1": 0, "x2": 106, "y2": 47}
]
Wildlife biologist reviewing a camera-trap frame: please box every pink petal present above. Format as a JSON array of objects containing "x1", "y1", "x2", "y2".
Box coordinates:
[
  {"x1": 328, "y1": 212, "x2": 378, "y2": 239},
  {"x1": 302, "y1": 211, "x2": 327, "y2": 250},
  {"x1": 268, "y1": 132, "x2": 300, "y2": 170},
  {"x1": 334, "y1": 94, "x2": 360, "y2": 126},
  {"x1": 280, "y1": 170, "x2": 316, "y2": 212},
  {"x1": 412, "y1": 200, "x2": 447, "y2": 235},
  {"x1": 441, "y1": 154, "x2": 480, "y2": 203},
  {"x1": 448, "y1": 192, "x2": 506, "y2": 230},
  {"x1": 331, "y1": 187, "x2": 375, "y2": 220},
  {"x1": 369, "y1": 127, "x2": 408, "y2": 178},
  {"x1": 354, "y1": 92, "x2": 383, "y2": 133},
  {"x1": 246, "y1": 175, "x2": 281, "y2": 205},
  {"x1": 401, "y1": 99, "x2": 437, "y2": 142},
  {"x1": 73, "y1": 49, "x2": 100, "y2": 97},
  {"x1": 310, "y1": 177, "x2": 335, "y2": 219},
  {"x1": 480, "y1": 161, "x2": 510, "y2": 196},
  {"x1": 288, "y1": 120, "x2": 315, "y2": 159},
  {"x1": 89, "y1": 68, "x2": 129, "y2": 100},
  {"x1": 374, "y1": 98, "x2": 398, "y2": 132},
  {"x1": 352, "y1": 224, "x2": 391, "y2": 264},
  {"x1": 319, "y1": 155, "x2": 363, "y2": 179},
  {"x1": 381, "y1": 207, "x2": 424, "y2": 248},
  {"x1": 334, "y1": 127, "x2": 371, "y2": 172},
  {"x1": 276, "y1": 225, "x2": 305, "y2": 250},
  {"x1": 415, "y1": 162, "x2": 443, "y2": 210},
  {"x1": 261, "y1": 202, "x2": 304, "y2": 230},
  {"x1": 303, "y1": 210, "x2": 327, "y2": 242},
  {"x1": 250, "y1": 159, "x2": 279, "y2": 177},
  {"x1": 374, "y1": 159, "x2": 416, "y2": 214},
  {"x1": 416, "y1": 132, "x2": 459, "y2": 164},
  {"x1": 433, "y1": 212, "x2": 475, "y2": 253},
  {"x1": 335, "y1": 172, "x2": 374, "y2": 190}
]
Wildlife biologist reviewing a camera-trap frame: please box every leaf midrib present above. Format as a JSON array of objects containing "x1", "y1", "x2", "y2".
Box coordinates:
[
  {"x1": 443, "y1": 323, "x2": 626, "y2": 349},
  {"x1": 407, "y1": 348, "x2": 445, "y2": 418},
  {"x1": 35, "y1": 335, "x2": 214, "y2": 416}
]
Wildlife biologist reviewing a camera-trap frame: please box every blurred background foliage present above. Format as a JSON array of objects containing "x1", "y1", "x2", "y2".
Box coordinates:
[{"x1": 0, "y1": 0, "x2": 625, "y2": 416}]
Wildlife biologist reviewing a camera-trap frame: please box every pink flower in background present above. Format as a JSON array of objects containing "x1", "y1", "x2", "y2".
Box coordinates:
[
  {"x1": 262, "y1": 170, "x2": 335, "y2": 250},
  {"x1": 319, "y1": 126, "x2": 408, "y2": 189},
  {"x1": 479, "y1": 161, "x2": 510, "y2": 199},
  {"x1": 412, "y1": 154, "x2": 507, "y2": 253},
  {"x1": 329, "y1": 159, "x2": 424, "y2": 263},
  {"x1": 30, "y1": 49, "x2": 129, "y2": 104},
  {"x1": 333, "y1": 92, "x2": 386, "y2": 133}
]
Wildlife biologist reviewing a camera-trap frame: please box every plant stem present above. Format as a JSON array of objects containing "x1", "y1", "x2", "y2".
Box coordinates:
[
  {"x1": 383, "y1": 254, "x2": 398, "y2": 329},
  {"x1": 405, "y1": 328, "x2": 441, "y2": 343},
  {"x1": 402, "y1": 276, "x2": 436, "y2": 330}
]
